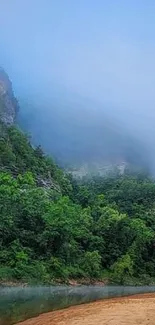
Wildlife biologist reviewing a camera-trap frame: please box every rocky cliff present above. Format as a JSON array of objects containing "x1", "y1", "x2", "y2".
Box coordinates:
[{"x1": 0, "y1": 68, "x2": 19, "y2": 125}]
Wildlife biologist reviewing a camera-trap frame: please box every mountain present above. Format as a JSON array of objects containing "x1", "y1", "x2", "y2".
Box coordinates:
[{"x1": 1, "y1": 69, "x2": 155, "y2": 290}]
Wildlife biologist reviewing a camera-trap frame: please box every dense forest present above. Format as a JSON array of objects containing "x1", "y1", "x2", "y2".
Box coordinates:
[{"x1": 1, "y1": 121, "x2": 155, "y2": 285}]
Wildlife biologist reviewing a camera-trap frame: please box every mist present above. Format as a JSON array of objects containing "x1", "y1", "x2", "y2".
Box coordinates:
[{"x1": 1, "y1": 1, "x2": 155, "y2": 171}]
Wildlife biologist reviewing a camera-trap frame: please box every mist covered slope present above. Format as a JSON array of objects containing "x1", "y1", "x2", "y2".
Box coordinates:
[
  {"x1": 18, "y1": 91, "x2": 148, "y2": 174},
  {"x1": 0, "y1": 67, "x2": 149, "y2": 176},
  {"x1": 1, "y1": 68, "x2": 155, "y2": 286}
]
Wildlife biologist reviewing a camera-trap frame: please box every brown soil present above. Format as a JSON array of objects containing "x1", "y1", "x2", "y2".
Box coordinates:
[{"x1": 16, "y1": 293, "x2": 155, "y2": 325}]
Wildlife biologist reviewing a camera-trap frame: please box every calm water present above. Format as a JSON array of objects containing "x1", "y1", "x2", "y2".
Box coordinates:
[{"x1": 1, "y1": 285, "x2": 155, "y2": 325}]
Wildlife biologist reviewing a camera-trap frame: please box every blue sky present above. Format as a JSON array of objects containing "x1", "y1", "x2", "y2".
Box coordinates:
[{"x1": 1, "y1": 1, "x2": 155, "y2": 138}]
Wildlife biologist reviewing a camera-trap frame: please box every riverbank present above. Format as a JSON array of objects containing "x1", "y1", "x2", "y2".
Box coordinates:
[
  {"x1": 15, "y1": 293, "x2": 155, "y2": 325},
  {"x1": 0, "y1": 279, "x2": 106, "y2": 288}
]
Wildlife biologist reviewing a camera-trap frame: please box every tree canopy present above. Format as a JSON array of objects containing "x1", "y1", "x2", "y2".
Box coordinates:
[{"x1": 1, "y1": 122, "x2": 155, "y2": 284}]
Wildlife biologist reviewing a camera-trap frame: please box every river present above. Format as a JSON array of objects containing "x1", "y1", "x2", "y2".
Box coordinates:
[{"x1": 1, "y1": 285, "x2": 155, "y2": 325}]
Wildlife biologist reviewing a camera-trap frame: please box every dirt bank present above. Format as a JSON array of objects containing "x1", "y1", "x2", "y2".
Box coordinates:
[{"x1": 16, "y1": 293, "x2": 155, "y2": 325}]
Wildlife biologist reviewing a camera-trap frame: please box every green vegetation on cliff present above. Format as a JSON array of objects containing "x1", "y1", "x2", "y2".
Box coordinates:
[{"x1": 1, "y1": 122, "x2": 155, "y2": 284}]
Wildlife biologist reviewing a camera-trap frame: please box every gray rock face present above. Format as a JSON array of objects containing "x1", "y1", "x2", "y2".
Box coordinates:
[
  {"x1": 37, "y1": 173, "x2": 61, "y2": 192},
  {"x1": 0, "y1": 68, "x2": 19, "y2": 125}
]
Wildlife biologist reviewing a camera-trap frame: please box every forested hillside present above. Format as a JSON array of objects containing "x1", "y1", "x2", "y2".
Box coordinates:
[{"x1": 1, "y1": 120, "x2": 155, "y2": 284}]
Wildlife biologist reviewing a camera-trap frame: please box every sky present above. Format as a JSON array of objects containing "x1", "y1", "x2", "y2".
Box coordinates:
[{"x1": 1, "y1": 1, "x2": 155, "y2": 166}]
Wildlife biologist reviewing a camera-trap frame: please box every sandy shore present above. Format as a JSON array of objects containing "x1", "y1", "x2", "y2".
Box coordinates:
[{"x1": 16, "y1": 293, "x2": 155, "y2": 325}]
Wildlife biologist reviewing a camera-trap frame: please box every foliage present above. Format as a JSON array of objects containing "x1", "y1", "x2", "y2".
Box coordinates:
[
  {"x1": 1, "y1": 123, "x2": 155, "y2": 283},
  {"x1": 111, "y1": 254, "x2": 134, "y2": 284}
]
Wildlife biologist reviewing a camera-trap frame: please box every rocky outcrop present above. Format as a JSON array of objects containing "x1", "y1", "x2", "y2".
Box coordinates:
[
  {"x1": 0, "y1": 68, "x2": 19, "y2": 125},
  {"x1": 36, "y1": 173, "x2": 61, "y2": 192}
]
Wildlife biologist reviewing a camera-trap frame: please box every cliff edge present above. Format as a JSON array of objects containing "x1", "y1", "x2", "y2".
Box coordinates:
[{"x1": 0, "y1": 68, "x2": 19, "y2": 125}]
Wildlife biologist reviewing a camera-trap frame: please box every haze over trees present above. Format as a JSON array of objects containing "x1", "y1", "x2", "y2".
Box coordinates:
[{"x1": 1, "y1": 119, "x2": 155, "y2": 284}]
